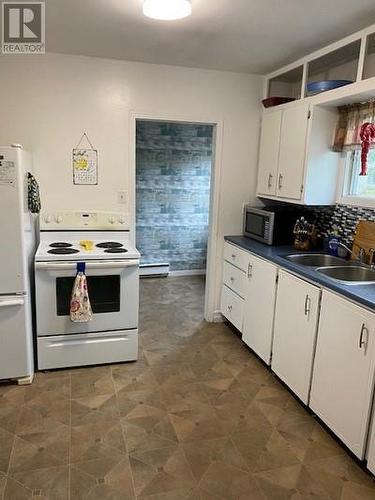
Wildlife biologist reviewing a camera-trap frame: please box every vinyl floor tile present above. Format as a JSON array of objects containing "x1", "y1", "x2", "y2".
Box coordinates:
[{"x1": 1, "y1": 276, "x2": 375, "y2": 499}]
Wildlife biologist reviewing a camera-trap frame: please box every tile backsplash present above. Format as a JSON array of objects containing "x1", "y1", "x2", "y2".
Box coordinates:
[
  {"x1": 136, "y1": 121, "x2": 213, "y2": 271},
  {"x1": 308, "y1": 204, "x2": 375, "y2": 246}
]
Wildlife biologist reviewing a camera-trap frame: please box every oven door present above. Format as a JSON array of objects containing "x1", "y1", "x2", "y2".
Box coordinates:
[{"x1": 35, "y1": 260, "x2": 139, "y2": 336}]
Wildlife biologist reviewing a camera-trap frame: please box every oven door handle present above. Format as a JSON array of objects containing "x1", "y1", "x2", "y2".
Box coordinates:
[
  {"x1": 49, "y1": 337, "x2": 129, "y2": 347},
  {"x1": 0, "y1": 298, "x2": 25, "y2": 307},
  {"x1": 35, "y1": 260, "x2": 140, "y2": 270}
]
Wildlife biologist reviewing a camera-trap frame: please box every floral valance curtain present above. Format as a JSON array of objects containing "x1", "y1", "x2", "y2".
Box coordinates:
[
  {"x1": 332, "y1": 101, "x2": 375, "y2": 151},
  {"x1": 332, "y1": 101, "x2": 375, "y2": 175}
]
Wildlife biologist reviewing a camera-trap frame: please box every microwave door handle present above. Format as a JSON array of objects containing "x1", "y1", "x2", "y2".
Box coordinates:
[{"x1": 35, "y1": 260, "x2": 140, "y2": 270}]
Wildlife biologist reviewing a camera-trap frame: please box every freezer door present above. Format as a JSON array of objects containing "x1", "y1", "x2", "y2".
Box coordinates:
[
  {"x1": 0, "y1": 295, "x2": 34, "y2": 380},
  {"x1": 0, "y1": 148, "x2": 28, "y2": 294}
]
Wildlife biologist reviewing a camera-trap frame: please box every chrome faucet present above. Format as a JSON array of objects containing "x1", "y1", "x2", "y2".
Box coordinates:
[
  {"x1": 358, "y1": 247, "x2": 367, "y2": 264},
  {"x1": 370, "y1": 248, "x2": 375, "y2": 269},
  {"x1": 328, "y1": 240, "x2": 366, "y2": 264}
]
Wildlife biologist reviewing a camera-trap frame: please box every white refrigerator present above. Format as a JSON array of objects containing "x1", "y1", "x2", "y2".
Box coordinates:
[{"x1": 0, "y1": 146, "x2": 36, "y2": 383}]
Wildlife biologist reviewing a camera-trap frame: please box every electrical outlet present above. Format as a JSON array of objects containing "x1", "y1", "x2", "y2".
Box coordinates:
[{"x1": 118, "y1": 191, "x2": 126, "y2": 204}]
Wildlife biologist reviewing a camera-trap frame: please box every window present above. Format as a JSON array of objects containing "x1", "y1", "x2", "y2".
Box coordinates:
[{"x1": 340, "y1": 149, "x2": 375, "y2": 206}]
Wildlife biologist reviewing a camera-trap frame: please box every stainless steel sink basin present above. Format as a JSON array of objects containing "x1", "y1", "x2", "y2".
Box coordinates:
[
  {"x1": 316, "y1": 266, "x2": 375, "y2": 285},
  {"x1": 283, "y1": 254, "x2": 348, "y2": 267}
]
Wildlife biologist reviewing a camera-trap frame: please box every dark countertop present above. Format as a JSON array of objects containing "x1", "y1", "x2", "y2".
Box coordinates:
[{"x1": 225, "y1": 236, "x2": 375, "y2": 312}]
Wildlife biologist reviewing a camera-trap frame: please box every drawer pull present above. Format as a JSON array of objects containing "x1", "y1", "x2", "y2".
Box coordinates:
[
  {"x1": 230, "y1": 277, "x2": 235, "y2": 282},
  {"x1": 359, "y1": 323, "x2": 368, "y2": 349},
  {"x1": 304, "y1": 295, "x2": 311, "y2": 316},
  {"x1": 268, "y1": 173, "x2": 273, "y2": 188},
  {"x1": 231, "y1": 254, "x2": 236, "y2": 259},
  {"x1": 247, "y1": 263, "x2": 253, "y2": 278}
]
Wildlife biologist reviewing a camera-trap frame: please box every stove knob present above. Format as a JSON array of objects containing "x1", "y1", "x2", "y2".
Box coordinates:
[
  {"x1": 119, "y1": 216, "x2": 126, "y2": 224},
  {"x1": 56, "y1": 215, "x2": 63, "y2": 223},
  {"x1": 109, "y1": 216, "x2": 116, "y2": 224},
  {"x1": 44, "y1": 214, "x2": 52, "y2": 223}
]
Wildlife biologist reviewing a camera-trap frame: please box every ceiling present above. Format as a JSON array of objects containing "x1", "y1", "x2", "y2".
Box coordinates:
[{"x1": 45, "y1": 0, "x2": 375, "y2": 74}]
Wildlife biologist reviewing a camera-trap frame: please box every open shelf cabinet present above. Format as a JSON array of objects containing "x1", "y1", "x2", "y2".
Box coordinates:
[
  {"x1": 268, "y1": 66, "x2": 303, "y2": 100},
  {"x1": 306, "y1": 40, "x2": 361, "y2": 94},
  {"x1": 265, "y1": 23, "x2": 375, "y2": 105}
]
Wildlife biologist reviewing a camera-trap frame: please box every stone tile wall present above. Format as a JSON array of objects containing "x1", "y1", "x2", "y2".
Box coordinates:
[{"x1": 136, "y1": 121, "x2": 213, "y2": 271}]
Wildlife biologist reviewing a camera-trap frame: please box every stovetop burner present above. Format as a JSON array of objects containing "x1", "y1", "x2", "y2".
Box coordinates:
[
  {"x1": 49, "y1": 242, "x2": 73, "y2": 248},
  {"x1": 48, "y1": 248, "x2": 80, "y2": 255},
  {"x1": 96, "y1": 242, "x2": 124, "y2": 249},
  {"x1": 104, "y1": 248, "x2": 128, "y2": 254}
]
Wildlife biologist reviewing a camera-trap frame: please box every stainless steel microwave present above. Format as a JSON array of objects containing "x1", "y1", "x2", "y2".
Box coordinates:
[{"x1": 243, "y1": 205, "x2": 299, "y2": 245}]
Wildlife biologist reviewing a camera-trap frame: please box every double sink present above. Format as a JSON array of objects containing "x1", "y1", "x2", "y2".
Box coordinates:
[{"x1": 283, "y1": 253, "x2": 375, "y2": 285}]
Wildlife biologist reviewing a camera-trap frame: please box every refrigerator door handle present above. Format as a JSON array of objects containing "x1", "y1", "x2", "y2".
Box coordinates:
[{"x1": 0, "y1": 298, "x2": 25, "y2": 307}]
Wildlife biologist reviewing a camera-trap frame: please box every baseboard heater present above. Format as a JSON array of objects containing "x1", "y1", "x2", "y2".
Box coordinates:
[{"x1": 140, "y1": 263, "x2": 170, "y2": 277}]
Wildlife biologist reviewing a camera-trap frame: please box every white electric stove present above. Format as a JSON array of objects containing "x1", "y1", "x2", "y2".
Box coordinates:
[{"x1": 35, "y1": 211, "x2": 140, "y2": 370}]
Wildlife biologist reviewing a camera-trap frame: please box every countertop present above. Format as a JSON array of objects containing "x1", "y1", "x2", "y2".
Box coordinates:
[{"x1": 225, "y1": 236, "x2": 375, "y2": 312}]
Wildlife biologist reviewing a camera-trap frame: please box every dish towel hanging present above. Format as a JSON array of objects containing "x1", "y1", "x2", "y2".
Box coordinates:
[
  {"x1": 70, "y1": 262, "x2": 93, "y2": 322},
  {"x1": 27, "y1": 172, "x2": 41, "y2": 214}
]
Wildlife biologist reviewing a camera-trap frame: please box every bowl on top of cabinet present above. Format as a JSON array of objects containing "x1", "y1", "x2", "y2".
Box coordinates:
[
  {"x1": 306, "y1": 79, "x2": 353, "y2": 95},
  {"x1": 262, "y1": 97, "x2": 296, "y2": 108}
]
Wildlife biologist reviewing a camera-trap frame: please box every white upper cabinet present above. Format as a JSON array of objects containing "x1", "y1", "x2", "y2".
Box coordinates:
[
  {"x1": 256, "y1": 102, "x2": 340, "y2": 205},
  {"x1": 271, "y1": 270, "x2": 321, "y2": 404},
  {"x1": 277, "y1": 104, "x2": 309, "y2": 199},
  {"x1": 256, "y1": 111, "x2": 282, "y2": 197},
  {"x1": 310, "y1": 291, "x2": 375, "y2": 459}
]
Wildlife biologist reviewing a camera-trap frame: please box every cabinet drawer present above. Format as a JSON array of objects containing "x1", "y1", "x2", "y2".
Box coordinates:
[
  {"x1": 37, "y1": 330, "x2": 138, "y2": 370},
  {"x1": 224, "y1": 242, "x2": 249, "y2": 272},
  {"x1": 223, "y1": 261, "x2": 247, "y2": 298},
  {"x1": 221, "y1": 285, "x2": 244, "y2": 331}
]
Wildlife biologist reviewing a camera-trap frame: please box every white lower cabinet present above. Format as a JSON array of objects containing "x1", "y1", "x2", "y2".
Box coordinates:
[
  {"x1": 242, "y1": 254, "x2": 277, "y2": 364},
  {"x1": 366, "y1": 403, "x2": 375, "y2": 473},
  {"x1": 223, "y1": 260, "x2": 247, "y2": 299},
  {"x1": 221, "y1": 241, "x2": 375, "y2": 464},
  {"x1": 310, "y1": 291, "x2": 375, "y2": 459},
  {"x1": 220, "y1": 284, "x2": 244, "y2": 332},
  {"x1": 271, "y1": 270, "x2": 321, "y2": 404}
]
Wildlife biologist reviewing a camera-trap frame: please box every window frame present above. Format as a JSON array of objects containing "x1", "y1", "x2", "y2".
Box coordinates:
[{"x1": 337, "y1": 149, "x2": 375, "y2": 209}]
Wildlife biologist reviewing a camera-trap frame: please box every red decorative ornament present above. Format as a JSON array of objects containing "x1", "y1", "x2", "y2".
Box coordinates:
[{"x1": 359, "y1": 122, "x2": 375, "y2": 176}]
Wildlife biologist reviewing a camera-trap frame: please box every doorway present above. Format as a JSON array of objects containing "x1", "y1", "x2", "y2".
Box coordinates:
[{"x1": 132, "y1": 116, "x2": 220, "y2": 322}]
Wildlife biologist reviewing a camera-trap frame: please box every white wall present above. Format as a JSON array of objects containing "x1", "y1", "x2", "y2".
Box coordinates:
[{"x1": 0, "y1": 53, "x2": 263, "y2": 314}]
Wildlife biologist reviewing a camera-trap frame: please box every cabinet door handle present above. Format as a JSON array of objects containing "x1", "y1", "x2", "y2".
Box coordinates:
[
  {"x1": 278, "y1": 173, "x2": 283, "y2": 190},
  {"x1": 227, "y1": 305, "x2": 233, "y2": 312},
  {"x1": 268, "y1": 173, "x2": 273, "y2": 188},
  {"x1": 247, "y1": 263, "x2": 253, "y2": 278},
  {"x1": 230, "y1": 276, "x2": 235, "y2": 282},
  {"x1": 359, "y1": 323, "x2": 368, "y2": 349},
  {"x1": 231, "y1": 254, "x2": 236, "y2": 260},
  {"x1": 304, "y1": 295, "x2": 311, "y2": 316}
]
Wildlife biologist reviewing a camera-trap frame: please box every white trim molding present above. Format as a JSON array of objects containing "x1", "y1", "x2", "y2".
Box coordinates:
[
  {"x1": 169, "y1": 270, "x2": 206, "y2": 277},
  {"x1": 212, "y1": 310, "x2": 224, "y2": 323}
]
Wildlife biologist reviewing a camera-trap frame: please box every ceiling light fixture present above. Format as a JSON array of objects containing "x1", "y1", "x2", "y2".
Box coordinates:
[{"x1": 143, "y1": 0, "x2": 192, "y2": 20}]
